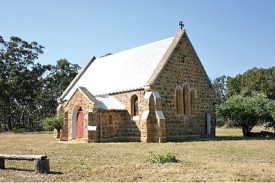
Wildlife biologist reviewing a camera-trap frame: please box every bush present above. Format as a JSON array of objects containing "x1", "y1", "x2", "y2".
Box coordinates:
[
  {"x1": 43, "y1": 111, "x2": 63, "y2": 133},
  {"x1": 216, "y1": 92, "x2": 271, "y2": 136},
  {"x1": 13, "y1": 128, "x2": 25, "y2": 133},
  {"x1": 146, "y1": 152, "x2": 178, "y2": 164}
]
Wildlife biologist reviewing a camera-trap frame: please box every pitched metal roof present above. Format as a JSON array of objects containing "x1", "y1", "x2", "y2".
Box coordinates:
[
  {"x1": 95, "y1": 95, "x2": 126, "y2": 110},
  {"x1": 61, "y1": 36, "x2": 174, "y2": 101}
]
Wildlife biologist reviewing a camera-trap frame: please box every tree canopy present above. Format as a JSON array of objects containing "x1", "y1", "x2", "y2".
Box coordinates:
[
  {"x1": 212, "y1": 75, "x2": 228, "y2": 104},
  {"x1": 227, "y1": 67, "x2": 275, "y2": 99},
  {"x1": 216, "y1": 92, "x2": 273, "y2": 136},
  {"x1": 215, "y1": 67, "x2": 275, "y2": 136},
  {"x1": 0, "y1": 36, "x2": 80, "y2": 131}
]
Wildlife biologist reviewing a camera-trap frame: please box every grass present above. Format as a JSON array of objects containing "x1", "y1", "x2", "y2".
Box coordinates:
[
  {"x1": 0, "y1": 127, "x2": 274, "y2": 182},
  {"x1": 146, "y1": 152, "x2": 178, "y2": 164}
]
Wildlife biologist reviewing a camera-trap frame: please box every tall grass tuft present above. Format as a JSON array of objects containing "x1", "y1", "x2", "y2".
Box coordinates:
[{"x1": 146, "y1": 152, "x2": 178, "y2": 164}]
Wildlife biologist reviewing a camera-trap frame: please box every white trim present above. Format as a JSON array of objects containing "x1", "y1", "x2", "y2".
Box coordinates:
[
  {"x1": 144, "y1": 92, "x2": 152, "y2": 99},
  {"x1": 132, "y1": 116, "x2": 140, "y2": 121},
  {"x1": 141, "y1": 111, "x2": 149, "y2": 120},
  {"x1": 152, "y1": 91, "x2": 161, "y2": 98},
  {"x1": 156, "y1": 110, "x2": 165, "y2": 120},
  {"x1": 88, "y1": 126, "x2": 97, "y2": 131}
]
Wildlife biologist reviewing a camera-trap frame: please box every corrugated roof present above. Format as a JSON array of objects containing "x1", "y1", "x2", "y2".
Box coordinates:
[
  {"x1": 62, "y1": 37, "x2": 174, "y2": 100},
  {"x1": 95, "y1": 95, "x2": 126, "y2": 110},
  {"x1": 63, "y1": 37, "x2": 173, "y2": 100}
]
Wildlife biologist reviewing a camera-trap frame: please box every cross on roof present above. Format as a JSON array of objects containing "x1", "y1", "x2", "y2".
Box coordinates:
[{"x1": 179, "y1": 21, "x2": 184, "y2": 30}]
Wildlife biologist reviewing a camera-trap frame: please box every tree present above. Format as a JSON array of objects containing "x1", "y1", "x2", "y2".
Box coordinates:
[
  {"x1": 0, "y1": 36, "x2": 46, "y2": 130},
  {"x1": 228, "y1": 67, "x2": 275, "y2": 99},
  {"x1": 212, "y1": 75, "x2": 228, "y2": 104},
  {"x1": 265, "y1": 101, "x2": 275, "y2": 132},
  {"x1": 43, "y1": 110, "x2": 64, "y2": 137},
  {"x1": 38, "y1": 59, "x2": 80, "y2": 118},
  {"x1": 216, "y1": 92, "x2": 270, "y2": 136},
  {"x1": 0, "y1": 35, "x2": 80, "y2": 131}
]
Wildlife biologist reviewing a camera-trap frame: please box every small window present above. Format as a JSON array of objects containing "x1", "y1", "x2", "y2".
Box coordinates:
[
  {"x1": 131, "y1": 95, "x2": 139, "y2": 116},
  {"x1": 109, "y1": 115, "x2": 112, "y2": 125}
]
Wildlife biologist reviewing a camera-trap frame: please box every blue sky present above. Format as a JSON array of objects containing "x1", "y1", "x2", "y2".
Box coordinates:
[{"x1": 1, "y1": 0, "x2": 275, "y2": 79}]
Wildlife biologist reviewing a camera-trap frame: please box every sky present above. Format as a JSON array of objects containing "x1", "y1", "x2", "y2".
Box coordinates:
[{"x1": 1, "y1": 0, "x2": 275, "y2": 79}]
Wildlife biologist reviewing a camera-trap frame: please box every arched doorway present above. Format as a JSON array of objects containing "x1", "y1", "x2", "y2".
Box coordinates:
[{"x1": 76, "y1": 107, "x2": 84, "y2": 138}]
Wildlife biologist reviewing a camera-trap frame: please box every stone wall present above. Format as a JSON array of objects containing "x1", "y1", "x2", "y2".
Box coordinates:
[
  {"x1": 88, "y1": 111, "x2": 100, "y2": 142},
  {"x1": 62, "y1": 89, "x2": 99, "y2": 142},
  {"x1": 111, "y1": 90, "x2": 145, "y2": 141},
  {"x1": 153, "y1": 31, "x2": 217, "y2": 141},
  {"x1": 100, "y1": 110, "x2": 126, "y2": 142},
  {"x1": 111, "y1": 90, "x2": 166, "y2": 142}
]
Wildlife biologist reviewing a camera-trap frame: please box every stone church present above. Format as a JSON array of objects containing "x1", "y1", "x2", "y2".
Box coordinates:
[{"x1": 57, "y1": 28, "x2": 217, "y2": 143}]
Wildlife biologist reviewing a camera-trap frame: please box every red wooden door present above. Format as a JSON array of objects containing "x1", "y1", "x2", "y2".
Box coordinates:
[{"x1": 77, "y1": 110, "x2": 84, "y2": 138}]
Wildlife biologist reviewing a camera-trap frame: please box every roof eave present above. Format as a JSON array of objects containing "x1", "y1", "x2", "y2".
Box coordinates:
[{"x1": 58, "y1": 56, "x2": 96, "y2": 101}]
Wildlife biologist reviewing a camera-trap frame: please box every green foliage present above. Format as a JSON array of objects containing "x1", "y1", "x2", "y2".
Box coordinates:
[
  {"x1": 216, "y1": 92, "x2": 273, "y2": 136},
  {"x1": 264, "y1": 101, "x2": 275, "y2": 131},
  {"x1": 13, "y1": 128, "x2": 25, "y2": 133},
  {"x1": 146, "y1": 152, "x2": 178, "y2": 164},
  {"x1": 38, "y1": 59, "x2": 80, "y2": 120},
  {"x1": 0, "y1": 35, "x2": 80, "y2": 131},
  {"x1": 227, "y1": 67, "x2": 275, "y2": 99},
  {"x1": 43, "y1": 111, "x2": 64, "y2": 132},
  {"x1": 212, "y1": 75, "x2": 228, "y2": 104},
  {"x1": 0, "y1": 36, "x2": 46, "y2": 130}
]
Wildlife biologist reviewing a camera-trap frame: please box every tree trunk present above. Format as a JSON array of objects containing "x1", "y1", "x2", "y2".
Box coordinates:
[
  {"x1": 242, "y1": 127, "x2": 251, "y2": 137},
  {"x1": 7, "y1": 117, "x2": 12, "y2": 131},
  {"x1": 7, "y1": 106, "x2": 13, "y2": 130}
]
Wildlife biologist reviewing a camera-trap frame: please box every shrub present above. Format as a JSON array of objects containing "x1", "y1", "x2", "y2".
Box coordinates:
[
  {"x1": 216, "y1": 92, "x2": 271, "y2": 136},
  {"x1": 13, "y1": 128, "x2": 25, "y2": 133},
  {"x1": 146, "y1": 152, "x2": 178, "y2": 164},
  {"x1": 43, "y1": 110, "x2": 63, "y2": 133}
]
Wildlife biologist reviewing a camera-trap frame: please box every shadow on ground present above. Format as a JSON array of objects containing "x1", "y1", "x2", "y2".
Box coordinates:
[
  {"x1": 4, "y1": 167, "x2": 63, "y2": 175},
  {"x1": 169, "y1": 136, "x2": 275, "y2": 143}
]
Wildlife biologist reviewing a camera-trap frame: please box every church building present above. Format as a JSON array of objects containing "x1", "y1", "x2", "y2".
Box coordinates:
[{"x1": 57, "y1": 28, "x2": 217, "y2": 143}]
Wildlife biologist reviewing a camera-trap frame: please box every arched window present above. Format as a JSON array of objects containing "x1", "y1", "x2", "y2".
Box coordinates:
[
  {"x1": 183, "y1": 89, "x2": 186, "y2": 114},
  {"x1": 176, "y1": 89, "x2": 180, "y2": 114},
  {"x1": 175, "y1": 87, "x2": 183, "y2": 115},
  {"x1": 190, "y1": 89, "x2": 197, "y2": 115},
  {"x1": 131, "y1": 95, "x2": 139, "y2": 116},
  {"x1": 183, "y1": 84, "x2": 189, "y2": 115}
]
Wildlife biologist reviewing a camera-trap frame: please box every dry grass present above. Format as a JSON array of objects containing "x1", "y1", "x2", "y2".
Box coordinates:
[{"x1": 0, "y1": 127, "x2": 274, "y2": 182}]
